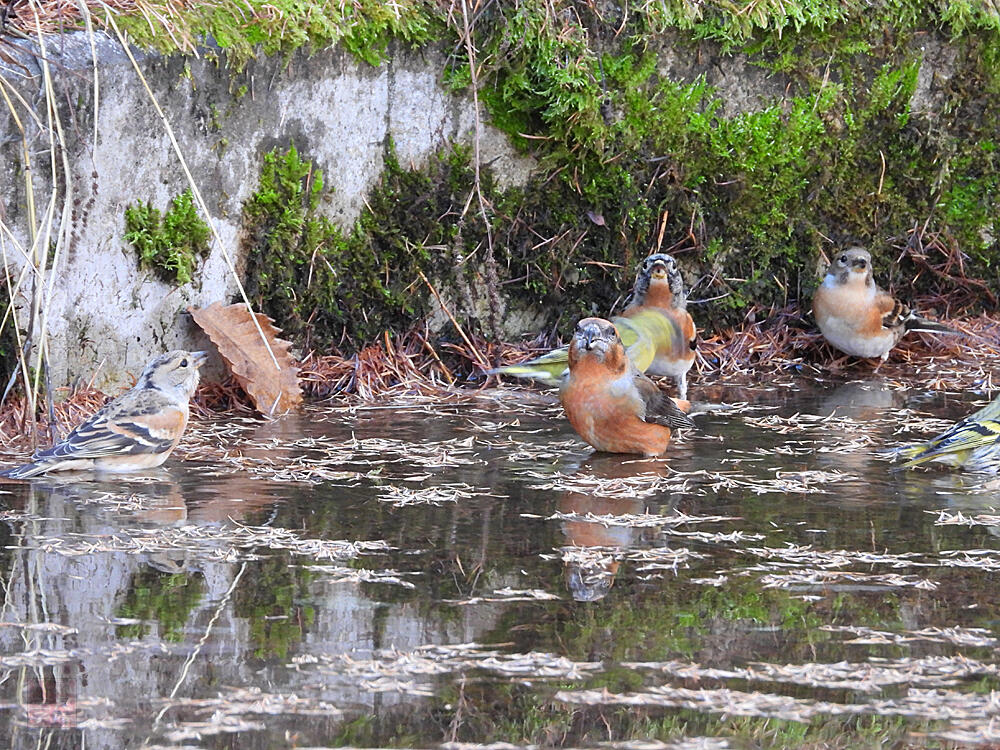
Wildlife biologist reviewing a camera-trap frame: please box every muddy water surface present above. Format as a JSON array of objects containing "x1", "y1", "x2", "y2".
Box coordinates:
[{"x1": 1, "y1": 380, "x2": 999, "y2": 748}]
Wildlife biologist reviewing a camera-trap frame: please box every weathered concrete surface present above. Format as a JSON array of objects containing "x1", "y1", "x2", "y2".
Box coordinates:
[
  {"x1": 0, "y1": 29, "x2": 974, "y2": 392},
  {"x1": 0, "y1": 33, "x2": 534, "y2": 390}
]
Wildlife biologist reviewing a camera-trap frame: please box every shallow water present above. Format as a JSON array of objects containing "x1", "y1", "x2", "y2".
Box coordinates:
[{"x1": 1, "y1": 380, "x2": 999, "y2": 749}]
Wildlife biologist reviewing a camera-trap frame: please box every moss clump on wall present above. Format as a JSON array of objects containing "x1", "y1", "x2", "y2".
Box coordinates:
[
  {"x1": 243, "y1": 143, "x2": 486, "y2": 348},
  {"x1": 115, "y1": 0, "x2": 443, "y2": 67},
  {"x1": 124, "y1": 189, "x2": 211, "y2": 285}
]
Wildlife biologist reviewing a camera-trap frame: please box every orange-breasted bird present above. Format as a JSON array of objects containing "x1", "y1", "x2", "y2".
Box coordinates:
[
  {"x1": 812, "y1": 247, "x2": 956, "y2": 361},
  {"x1": 491, "y1": 253, "x2": 698, "y2": 399},
  {"x1": 1, "y1": 350, "x2": 208, "y2": 478},
  {"x1": 559, "y1": 317, "x2": 695, "y2": 456}
]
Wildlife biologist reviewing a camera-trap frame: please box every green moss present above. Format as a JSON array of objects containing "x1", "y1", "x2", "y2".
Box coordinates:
[
  {"x1": 233, "y1": 556, "x2": 315, "y2": 659},
  {"x1": 104, "y1": 0, "x2": 1000, "y2": 337},
  {"x1": 124, "y1": 189, "x2": 210, "y2": 285},
  {"x1": 243, "y1": 142, "x2": 484, "y2": 348},
  {"x1": 243, "y1": 42, "x2": 1000, "y2": 345},
  {"x1": 940, "y1": 142, "x2": 1000, "y2": 259},
  {"x1": 116, "y1": 567, "x2": 205, "y2": 642},
  {"x1": 115, "y1": 0, "x2": 444, "y2": 68}
]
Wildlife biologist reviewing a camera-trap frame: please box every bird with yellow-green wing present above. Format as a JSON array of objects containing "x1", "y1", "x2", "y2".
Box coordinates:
[
  {"x1": 489, "y1": 253, "x2": 697, "y2": 399},
  {"x1": 897, "y1": 395, "x2": 1000, "y2": 472}
]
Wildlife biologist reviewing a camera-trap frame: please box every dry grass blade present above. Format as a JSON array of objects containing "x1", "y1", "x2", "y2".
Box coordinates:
[
  {"x1": 622, "y1": 654, "x2": 998, "y2": 691},
  {"x1": 929, "y1": 508, "x2": 1000, "y2": 527},
  {"x1": 820, "y1": 625, "x2": 997, "y2": 648},
  {"x1": 292, "y1": 643, "x2": 601, "y2": 683},
  {"x1": 756, "y1": 569, "x2": 938, "y2": 591},
  {"x1": 444, "y1": 588, "x2": 561, "y2": 604}
]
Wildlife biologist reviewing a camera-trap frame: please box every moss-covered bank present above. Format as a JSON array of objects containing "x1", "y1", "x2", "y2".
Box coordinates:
[{"x1": 91, "y1": 1, "x2": 1000, "y2": 345}]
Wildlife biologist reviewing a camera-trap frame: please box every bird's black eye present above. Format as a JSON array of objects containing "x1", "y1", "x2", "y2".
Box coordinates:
[
  {"x1": 180, "y1": 358, "x2": 189, "y2": 368},
  {"x1": 839, "y1": 255, "x2": 847, "y2": 263}
]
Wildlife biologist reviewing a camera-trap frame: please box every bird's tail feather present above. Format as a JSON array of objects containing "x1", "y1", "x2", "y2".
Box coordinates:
[
  {"x1": 905, "y1": 315, "x2": 958, "y2": 335},
  {"x1": 486, "y1": 347, "x2": 569, "y2": 386},
  {"x1": 1, "y1": 462, "x2": 47, "y2": 479}
]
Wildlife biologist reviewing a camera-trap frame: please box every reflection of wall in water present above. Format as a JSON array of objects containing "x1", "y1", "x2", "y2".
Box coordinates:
[{"x1": 0, "y1": 481, "x2": 511, "y2": 747}]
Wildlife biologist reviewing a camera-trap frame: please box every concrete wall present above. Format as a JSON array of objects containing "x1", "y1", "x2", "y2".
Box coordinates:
[{"x1": 0, "y1": 33, "x2": 534, "y2": 390}]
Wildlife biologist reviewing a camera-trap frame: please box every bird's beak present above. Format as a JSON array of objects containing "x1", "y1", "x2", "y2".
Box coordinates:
[
  {"x1": 850, "y1": 258, "x2": 868, "y2": 271},
  {"x1": 649, "y1": 262, "x2": 669, "y2": 279},
  {"x1": 191, "y1": 351, "x2": 210, "y2": 368}
]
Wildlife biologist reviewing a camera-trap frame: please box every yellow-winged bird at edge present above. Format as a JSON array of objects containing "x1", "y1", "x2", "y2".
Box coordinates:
[
  {"x1": 897, "y1": 395, "x2": 1000, "y2": 472},
  {"x1": 490, "y1": 253, "x2": 697, "y2": 399}
]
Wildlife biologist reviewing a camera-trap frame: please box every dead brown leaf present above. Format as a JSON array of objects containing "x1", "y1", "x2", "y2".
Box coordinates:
[{"x1": 189, "y1": 302, "x2": 303, "y2": 416}]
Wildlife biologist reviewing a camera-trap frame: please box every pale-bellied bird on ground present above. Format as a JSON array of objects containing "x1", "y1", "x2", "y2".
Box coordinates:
[{"x1": 1, "y1": 350, "x2": 208, "y2": 479}]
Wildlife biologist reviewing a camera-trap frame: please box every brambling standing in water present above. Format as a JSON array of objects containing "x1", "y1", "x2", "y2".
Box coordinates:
[
  {"x1": 812, "y1": 247, "x2": 956, "y2": 362},
  {"x1": 559, "y1": 317, "x2": 695, "y2": 456},
  {"x1": 492, "y1": 252, "x2": 697, "y2": 399},
  {"x1": 897, "y1": 395, "x2": 1000, "y2": 472},
  {"x1": 619, "y1": 253, "x2": 698, "y2": 399},
  {"x1": 1, "y1": 350, "x2": 208, "y2": 478}
]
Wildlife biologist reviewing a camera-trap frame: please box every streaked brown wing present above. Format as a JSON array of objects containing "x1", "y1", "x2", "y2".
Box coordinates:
[{"x1": 635, "y1": 374, "x2": 696, "y2": 430}]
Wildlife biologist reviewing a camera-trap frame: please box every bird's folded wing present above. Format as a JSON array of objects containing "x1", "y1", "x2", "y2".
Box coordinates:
[
  {"x1": 616, "y1": 315, "x2": 657, "y2": 372},
  {"x1": 635, "y1": 374, "x2": 696, "y2": 430},
  {"x1": 876, "y1": 293, "x2": 907, "y2": 329},
  {"x1": 623, "y1": 307, "x2": 695, "y2": 355},
  {"x1": 32, "y1": 404, "x2": 182, "y2": 461},
  {"x1": 960, "y1": 395, "x2": 1000, "y2": 425},
  {"x1": 900, "y1": 419, "x2": 1000, "y2": 467},
  {"x1": 876, "y1": 291, "x2": 957, "y2": 334}
]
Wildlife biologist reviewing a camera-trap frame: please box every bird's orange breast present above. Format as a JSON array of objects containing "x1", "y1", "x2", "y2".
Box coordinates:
[
  {"x1": 561, "y1": 360, "x2": 672, "y2": 456},
  {"x1": 813, "y1": 280, "x2": 885, "y2": 336}
]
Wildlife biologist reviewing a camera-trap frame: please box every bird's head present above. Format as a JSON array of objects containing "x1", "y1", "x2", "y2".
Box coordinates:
[
  {"x1": 564, "y1": 564, "x2": 616, "y2": 602},
  {"x1": 830, "y1": 247, "x2": 873, "y2": 284},
  {"x1": 141, "y1": 350, "x2": 209, "y2": 399},
  {"x1": 568, "y1": 317, "x2": 622, "y2": 367},
  {"x1": 631, "y1": 252, "x2": 685, "y2": 307}
]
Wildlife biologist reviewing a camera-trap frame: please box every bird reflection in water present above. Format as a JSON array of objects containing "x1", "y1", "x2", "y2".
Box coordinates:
[{"x1": 557, "y1": 455, "x2": 678, "y2": 602}]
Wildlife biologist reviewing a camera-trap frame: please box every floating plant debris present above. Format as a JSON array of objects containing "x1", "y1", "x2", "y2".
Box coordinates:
[{"x1": 2, "y1": 386, "x2": 1000, "y2": 746}]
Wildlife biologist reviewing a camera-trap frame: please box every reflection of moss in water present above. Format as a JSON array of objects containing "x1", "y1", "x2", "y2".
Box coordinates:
[
  {"x1": 502, "y1": 575, "x2": 824, "y2": 667},
  {"x1": 423, "y1": 578, "x2": 911, "y2": 744},
  {"x1": 332, "y1": 671, "x2": 919, "y2": 747},
  {"x1": 336, "y1": 714, "x2": 423, "y2": 748},
  {"x1": 433, "y1": 682, "x2": 917, "y2": 747},
  {"x1": 116, "y1": 567, "x2": 205, "y2": 642},
  {"x1": 233, "y1": 556, "x2": 315, "y2": 659}
]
